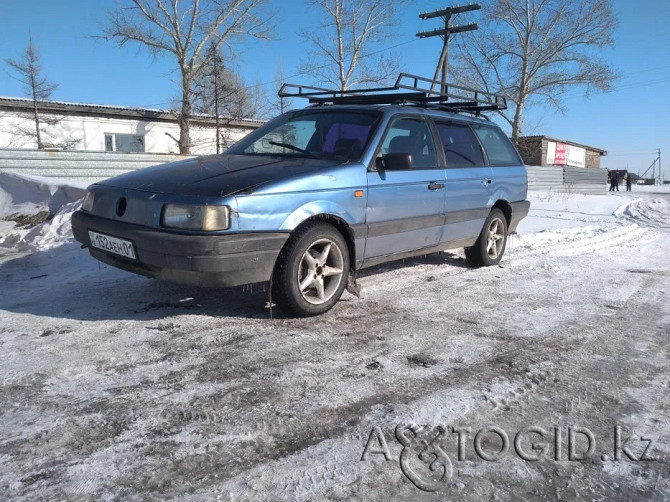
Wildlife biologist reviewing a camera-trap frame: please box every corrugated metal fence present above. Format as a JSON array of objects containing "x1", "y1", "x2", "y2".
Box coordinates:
[
  {"x1": 562, "y1": 167, "x2": 608, "y2": 194},
  {"x1": 526, "y1": 166, "x2": 563, "y2": 191},
  {"x1": 0, "y1": 149, "x2": 608, "y2": 194},
  {"x1": 527, "y1": 165, "x2": 607, "y2": 194},
  {"x1": 0, "y1": 149, "x2": 193, "y2": 186}
]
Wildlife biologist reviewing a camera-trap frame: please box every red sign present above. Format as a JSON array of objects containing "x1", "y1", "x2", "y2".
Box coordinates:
[{"x1": 555, "y1": 142, "x2": 567, "y2": 165}]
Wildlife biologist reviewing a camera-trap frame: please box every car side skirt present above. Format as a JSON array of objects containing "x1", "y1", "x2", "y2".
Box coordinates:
[{"x1": 357, "y1": 237, "x2": 477, "y2": 270}]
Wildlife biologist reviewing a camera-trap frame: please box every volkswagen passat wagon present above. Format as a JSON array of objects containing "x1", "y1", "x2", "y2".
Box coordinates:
[{"x1": 72, "y1": 74, "x2": 530, "y2": 317}]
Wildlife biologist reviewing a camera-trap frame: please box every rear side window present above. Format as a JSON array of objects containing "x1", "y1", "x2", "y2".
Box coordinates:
[
  {"x1": 472, "y1": 125, "x2": 522, "y2": 166},
  {"x1": 435, "y1": 122, "x2": 485, "y2": 168}
]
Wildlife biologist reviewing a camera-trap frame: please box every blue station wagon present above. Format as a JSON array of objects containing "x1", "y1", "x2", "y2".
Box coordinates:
[{"x1": 71, "y1": 74, "x2": 530, "y2": 316}]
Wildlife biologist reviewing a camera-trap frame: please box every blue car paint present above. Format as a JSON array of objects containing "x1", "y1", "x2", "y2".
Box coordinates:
[
  {"x1": 489, "y1": 165, "x2": 528, "y2": 204},
  {"x1": 365, "y1": 168, "x2": 446, "y2": 258},
  {"x1": 233, "y1": 164, "x2": 367, "y2": 228}
]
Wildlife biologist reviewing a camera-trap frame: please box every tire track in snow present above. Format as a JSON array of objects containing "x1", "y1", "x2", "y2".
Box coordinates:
[
  {"x1": 511, "y1": 194, "x2": 670, "y2": 260},
  {"x1": 512, "y1": 223, "x2": 655, "y2": 258},
  {"x1": 359, "y1": 196, "x2": 668, "y2": 297},
  {"x1": 615, "y1": 196, "x2": 670, "y2": 230}
]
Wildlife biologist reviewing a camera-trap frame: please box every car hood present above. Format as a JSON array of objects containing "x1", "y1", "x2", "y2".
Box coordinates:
[{"x1": 96, "y1": 154, "x2": 341, "y2": 197}]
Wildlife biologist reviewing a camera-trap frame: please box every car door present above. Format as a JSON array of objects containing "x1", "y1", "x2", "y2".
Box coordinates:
[
  {"x1": 364, "y1": 115, "x2": 446, "y2": 259},
  {"x1": 471, "y1": 123, "x2": 528, "y2": 206},
  {"x1": 433, "y1": 120, "x2": 493, "y2": 246}
]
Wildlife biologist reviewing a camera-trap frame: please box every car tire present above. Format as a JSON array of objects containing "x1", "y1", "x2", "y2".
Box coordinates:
[
  {"x1": 272, "y1": 221, "x2": 350, "y2": 317},
  {"x1": 465, "y1": 208, "x2": 508, "y2": 267}
]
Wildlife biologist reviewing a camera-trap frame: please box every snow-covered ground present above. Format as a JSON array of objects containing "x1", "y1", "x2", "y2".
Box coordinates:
[{"x1": 1, "y1": 173, "x2": 669, "y2": 501}]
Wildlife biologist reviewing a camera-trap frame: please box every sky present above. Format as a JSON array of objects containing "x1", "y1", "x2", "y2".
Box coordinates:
[{"x1": 0, "y1": 0, "x2": 669, "y2": 175}]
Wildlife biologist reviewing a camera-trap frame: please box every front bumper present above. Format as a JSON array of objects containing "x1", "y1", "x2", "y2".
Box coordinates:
[{"x1": 71, "y1": 211, "x2": 289, "y2": 287}]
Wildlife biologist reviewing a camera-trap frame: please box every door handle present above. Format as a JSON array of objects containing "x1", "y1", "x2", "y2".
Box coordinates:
[
  {"x1": 428, "y1": 182, "x2": 445, "y2": 191},
  {"x1": 481, "y1": 178, "x2": 492, "y2": 185}
]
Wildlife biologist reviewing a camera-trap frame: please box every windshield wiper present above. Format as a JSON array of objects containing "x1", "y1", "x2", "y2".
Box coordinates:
[{"x1": 268, "y1": 141, "x2": 319, "y2": 158}]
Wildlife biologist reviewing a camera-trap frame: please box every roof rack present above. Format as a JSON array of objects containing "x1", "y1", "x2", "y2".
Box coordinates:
[{"x1": 278, "y1": 72, "x2": 506, "y2": 116}]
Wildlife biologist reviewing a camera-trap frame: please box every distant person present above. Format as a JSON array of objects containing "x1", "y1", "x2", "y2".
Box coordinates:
[
  {"x1": 609, "y1": 172, "x2": 619, "y2": 191},
  {"x1": 624, "y1": 171, "x2": 632, "y2": 191}
]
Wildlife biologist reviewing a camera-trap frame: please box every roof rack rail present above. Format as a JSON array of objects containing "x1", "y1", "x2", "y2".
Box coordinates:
[{"x1": 278, "y1": 73, "x2": 506, "y2": 115}]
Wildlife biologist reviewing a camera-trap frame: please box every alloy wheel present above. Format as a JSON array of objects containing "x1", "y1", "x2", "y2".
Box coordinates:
[
  {"x1": 486, "y1": 218, "x2": 505, "y2": 260},
  {"x1": 296, "y1": 238, "x2": 345, "y2": 305}
]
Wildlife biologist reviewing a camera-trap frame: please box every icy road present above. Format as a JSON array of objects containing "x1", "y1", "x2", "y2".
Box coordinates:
[{"x1": 0, "y1": 174, "x2": 669, "y2": 501}]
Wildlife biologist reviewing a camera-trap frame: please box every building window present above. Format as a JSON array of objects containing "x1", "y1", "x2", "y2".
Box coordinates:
[{"x1": 104, "y1": 133, "x2": 145, "y2": 153}]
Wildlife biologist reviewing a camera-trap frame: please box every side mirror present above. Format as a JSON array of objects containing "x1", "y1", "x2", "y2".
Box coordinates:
[{"x1": 376, "y1": 153, "x2": 413, "y2": 171}]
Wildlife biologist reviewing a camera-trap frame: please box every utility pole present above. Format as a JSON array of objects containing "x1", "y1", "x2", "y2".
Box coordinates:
[
  {"x1": 417, "y1": 4, "x2": 481, "y2": 95},
  {"x1": 199, "y1": 43, "x2": 226, "y2": 154},
  {"x1": 640, "y1": 149, "x2": 662, "y2": 184},
  {"x1": 652, "y1": 148, "x2": 661, "y2": 185}
]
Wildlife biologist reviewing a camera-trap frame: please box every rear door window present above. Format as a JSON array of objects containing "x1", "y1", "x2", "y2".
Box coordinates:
[
  {"x1": 472, "y1": 125, "x2": 522, "y2": 166},
  {"x1": 435, "y1": 121, "x2": 485, "y2": 168}
]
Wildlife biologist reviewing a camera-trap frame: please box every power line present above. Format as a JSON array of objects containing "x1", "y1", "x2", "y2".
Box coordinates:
[
  {"x1": 245, "y1": 37, "x2": 423, "y2": 90},
  {"x1": 606, "y1": 150, "x2": 660, "y2": 157},
  {"x1": 547, "y1": 70, "x2": 670, "y2": 102},
  {"x1": 619, "y1": 64, "x2": 670, "y2": 77}
]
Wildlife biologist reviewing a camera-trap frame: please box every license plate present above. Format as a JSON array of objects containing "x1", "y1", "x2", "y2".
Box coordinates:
[{"x1": 88, "y1": 231, "x2": 136, "y2": 260}]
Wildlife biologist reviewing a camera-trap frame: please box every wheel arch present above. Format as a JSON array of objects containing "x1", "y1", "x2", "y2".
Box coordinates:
[
  {"x1": 281, "y1": 201, "x2": 359, "y2": 270},
  {"x1": 280, "y1": 201, "x2": 358, "y2": 231},
  {"x1": 492, "y1": 199, "x2": 512, "y2": 226},
  {"x1": 289, "y1": 214, "x2": 357, "y2": 272}
]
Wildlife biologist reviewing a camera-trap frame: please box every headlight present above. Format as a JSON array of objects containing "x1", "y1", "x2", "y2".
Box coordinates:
[
  {"x1": 82, "y1": 191, "x2": 95, "y2": 212},
  {"x1": 202, "y1": 205, "x2": 230, "y2": 231},
  {"x1": 161, "y1": 204, "x2": 230, "y2": 231}
]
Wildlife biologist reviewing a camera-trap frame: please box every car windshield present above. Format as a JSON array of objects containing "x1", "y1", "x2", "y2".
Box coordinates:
[{"x1": 227, "y1": 109, "x2": 381, "y2": 162}]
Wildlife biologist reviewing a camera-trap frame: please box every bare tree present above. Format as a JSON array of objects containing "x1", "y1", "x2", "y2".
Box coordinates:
[
  {"x1": 300, "y1": 0, "x2": 411, "y2": 91},
  {"x1": 453, "y1": 0, "x2": 618, "y2": 141},
  {"x1": 271, "y1": 59, "x2": 293, "y2": 115},
  {"x1": 5, "y1": 36, "x2": 78, "y2": 149},
  {"x1": 191, "y1": 44, "x2": 260, "y2": 152},
  {"x1": 101, "y1": 0, "x2": 271, "y2": 154}
]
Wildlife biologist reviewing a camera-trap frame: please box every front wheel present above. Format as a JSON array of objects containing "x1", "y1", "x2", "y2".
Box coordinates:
[
  {"x1": 272, "y1": 222, "x2": 350, "y2": 317},
  {"x1": 465, "y1": 208, "x2": 508, "y2": 267}
]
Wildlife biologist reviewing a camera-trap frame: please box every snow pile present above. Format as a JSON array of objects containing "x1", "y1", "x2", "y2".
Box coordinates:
[
  {"x1": 513, "y1": 190, "x2": 662, "y2": 258},
  {"x1": 613, "y1": 197, "x2": 644, "y2": 218},
  {"x1": 0, "y1": 171, "x2": 87, "y2": 214},
  {"x1": 0, "y1": 172, "x2": 86, "y2": 252},
  {"x1": 517, "y1": 191, "x2": 625, "y2": 233}
]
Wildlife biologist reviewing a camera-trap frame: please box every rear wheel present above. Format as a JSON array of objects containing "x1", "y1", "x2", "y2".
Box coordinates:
[
  {"x1": 465, "y1": 208, "x2": 508, "y2": 267},
  {"x1": 272, "y1": 222, "x2": 350, "y2": 317}
]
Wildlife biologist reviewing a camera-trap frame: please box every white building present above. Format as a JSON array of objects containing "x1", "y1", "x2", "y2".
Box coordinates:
[{"x1": 0, "y1": 97, "x2": 263, "y2": 154}]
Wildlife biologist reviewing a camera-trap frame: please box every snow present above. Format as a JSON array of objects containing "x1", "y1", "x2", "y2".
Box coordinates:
[
  {"x1": 0, "y1": 172, "x2": 86, "y2": 253},
  {"x1": 1, "y1": 174, "x2": 669, "y2": 500}
]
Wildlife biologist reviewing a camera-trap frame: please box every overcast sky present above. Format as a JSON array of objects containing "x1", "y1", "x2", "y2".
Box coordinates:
[{"x1": 1, "y1": 0, "x2": 669, "y2": 174}]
